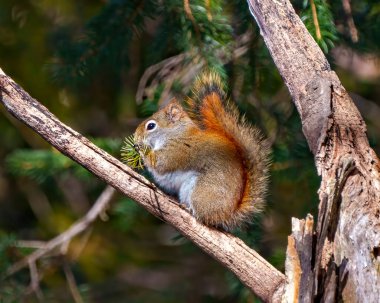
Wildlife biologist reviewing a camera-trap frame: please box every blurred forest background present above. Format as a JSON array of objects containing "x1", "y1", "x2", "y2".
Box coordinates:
[{"x1": 0, "y1": 0, "x2": 379, "y2": 302}]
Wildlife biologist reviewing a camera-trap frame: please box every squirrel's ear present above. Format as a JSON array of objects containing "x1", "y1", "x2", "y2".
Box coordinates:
[{"x1": 166, "y1": 99, "x2": 184, "y2": 123}]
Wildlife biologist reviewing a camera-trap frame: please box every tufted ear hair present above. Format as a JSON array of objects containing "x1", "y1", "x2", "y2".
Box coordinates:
[{"x1": 165, "y1": 99, "x2": 185, "y2": 123}]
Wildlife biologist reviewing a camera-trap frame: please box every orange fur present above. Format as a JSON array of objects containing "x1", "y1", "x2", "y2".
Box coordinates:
[{"x1": 187, "y1": 72, "x2": 270, "y2": 229}]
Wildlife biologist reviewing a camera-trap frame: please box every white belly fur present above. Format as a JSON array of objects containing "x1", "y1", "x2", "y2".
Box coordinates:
[{"x1": 149, "y1": 169, "x2": 198, "y2": 212}]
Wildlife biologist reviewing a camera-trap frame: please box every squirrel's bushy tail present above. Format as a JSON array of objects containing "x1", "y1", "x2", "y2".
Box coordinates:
[{"x1": 187, "y1": 72, "x2": 271, "y2": 229}]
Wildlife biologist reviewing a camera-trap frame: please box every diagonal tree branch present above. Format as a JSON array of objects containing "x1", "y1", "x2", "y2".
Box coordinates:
[{"x1": 0, "y1": 68, "x2": 285, "y2": 303}]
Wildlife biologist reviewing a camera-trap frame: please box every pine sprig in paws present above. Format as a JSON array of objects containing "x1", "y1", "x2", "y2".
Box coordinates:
[{"x1": 121, "y1": 135, "x2": 149, "y2": 170}]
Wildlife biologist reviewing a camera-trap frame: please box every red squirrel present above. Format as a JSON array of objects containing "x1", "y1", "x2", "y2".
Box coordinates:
[{"x1": 133, "y1": 72, "x2": 270, "y2": 230}]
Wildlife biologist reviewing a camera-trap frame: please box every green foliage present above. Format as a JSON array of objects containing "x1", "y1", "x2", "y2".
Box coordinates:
[
  {"x1": 92, "y1": 137, "x2": 123, "y2": 154},
  {"x1": 301, "y1": 0, "x2": 338, "y2": 52},
  {"x1": 49, "y1": 0, "x2": 232, "y2": 88},
  {"x1": 0, "y1": 234, "x2": 31, "y2": 302},
  {"x1": 6, "y1": 149, "x2": 73, "y2": 183},
  {"x1": 49, "y1": 0, "x2": 159, "y2": 87},
  {"x1": 0, "y1": 233, "x2": 16, "y2": 275},
  {"x1": 5, "y1": 138, "x2": 122, "y2": 183},
  {"x1": 111, "y1": 197, "x2": 143, "y2": 232},
  {"x1": 138, "y1": 84, "x2": 162, "y2": 117},
  {"x1": 268, "y1": 248, "x2": 286, "y2": 271},
  {"x1": 149, "y1": 0, "x2": 233, "y2": 69},
  {"x1": 0, "y1": 282, "x2": 26, "y2": 303}
]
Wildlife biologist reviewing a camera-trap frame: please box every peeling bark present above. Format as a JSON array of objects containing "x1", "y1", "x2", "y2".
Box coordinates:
[{"x1": 284, "y1": 216, "x2": 315, "y2": 303}]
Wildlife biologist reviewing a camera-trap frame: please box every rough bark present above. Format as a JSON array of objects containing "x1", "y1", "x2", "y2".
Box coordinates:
[
  {"x1": 248, "y1": 0, "x2": 380, "y2": 301},
  {"x1": 284, "y1": 216, "x2": 314, "y2": 302},
  {"x1": 0, "y1": 69, "x2": 285, "y2": 303}
]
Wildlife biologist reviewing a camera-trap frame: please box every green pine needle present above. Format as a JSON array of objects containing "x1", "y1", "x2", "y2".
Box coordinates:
[{"x1": 121, "y1": 135, "x2": 148, "y2": 170}]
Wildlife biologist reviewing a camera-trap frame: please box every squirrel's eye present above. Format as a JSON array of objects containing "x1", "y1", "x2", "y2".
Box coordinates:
[
  {"x1": 145, "y1": 120, "x2": 157, "y2": 131},
  {"x1": 147, "y1": 123, "x2": 156, "y2": 130}
]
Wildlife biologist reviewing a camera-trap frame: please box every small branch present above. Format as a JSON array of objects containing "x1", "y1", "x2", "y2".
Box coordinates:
[
  {"x1": 204, "y1": 0, "x2": 212, "y2": 21},
  {"x1": 72, "y1": 227, "x2": 93, "y2": 260},
  {"x1": 310, "y1": 0, "x2": 322, "y2": 41},
  {"x1": 136, "y1": 31, "x2": 253, "y2": 107},
  {"x1": 135, "y1": 53, "x2": 187, "y2": 104},
  {"x1": 16, "y1": 240, "x2": 47, "y2": 249},
  {"x1": 0, "y1": 68, "x2": 285, "y2": 303},
  {"x1": 341, "y1": 0, "x2": 358, "y2": 43},
  {"x1": 28, "y1": 260, "x2": 44, "y2": 302},
  {"x1": 63, "y1": 261, "x2": 85, "y2": 303},
  {"x1": 7, "y1": 186, "x2": 115, "y2": 276},
  {"x1": 183, "y1": 0, "x2": 201, "y2": 37}
]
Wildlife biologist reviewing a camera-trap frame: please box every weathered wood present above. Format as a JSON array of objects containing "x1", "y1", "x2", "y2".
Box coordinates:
[
  {"x1": 0, "y1": 69, "x2": 285, "y2": 303},
  {"x1": 247, "y1": 0, "x2": 380, "y2": 301},
  {"x1": 283, "y1": 215, "x2": 314, "y2": 303}
]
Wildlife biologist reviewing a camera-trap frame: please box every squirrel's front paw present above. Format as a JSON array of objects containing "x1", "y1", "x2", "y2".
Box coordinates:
[{"x1": 177, "y1": 201, "x2": 194, "y2": 215}]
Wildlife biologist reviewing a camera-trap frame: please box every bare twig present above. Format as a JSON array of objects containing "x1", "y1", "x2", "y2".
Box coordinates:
[
  {"x1": 342, "y1": 0, "x2": 358, "y2": 42},
  {"x1": 7, "y1": 186, "x2": 116, "y2": 276},
  {"x1": 63, "y1": 261, "x2": 85, "y2": 303},
  {"x1": 16, "y1": 240, "x2": 47, "y2": 249},
  {"x1": 183, "y1": 0, "x2": 200, "y2": 37},
  {"x1": 72, "y1": 227, "x2": 93, "y2": 260},
  {"x1": 204, "y1": 0, "x2": 212, "y2": 21},
  {"x1": 135, "y1": 53, "x2": 187, "y2": 104},
  {"x1": 310, "y1": 0, "x2": 322, "y2": 40},
  {"x1": 136, "y1": 31, "x2": 253, "y2": 107},
  {"x1": 28, "y1": 260, "x2": 44, "y2": 302}
]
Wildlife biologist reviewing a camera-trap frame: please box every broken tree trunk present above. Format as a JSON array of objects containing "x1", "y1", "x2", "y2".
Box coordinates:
[{"x1": 247, "y1": 0, "x2": 380, "y2": 301}]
